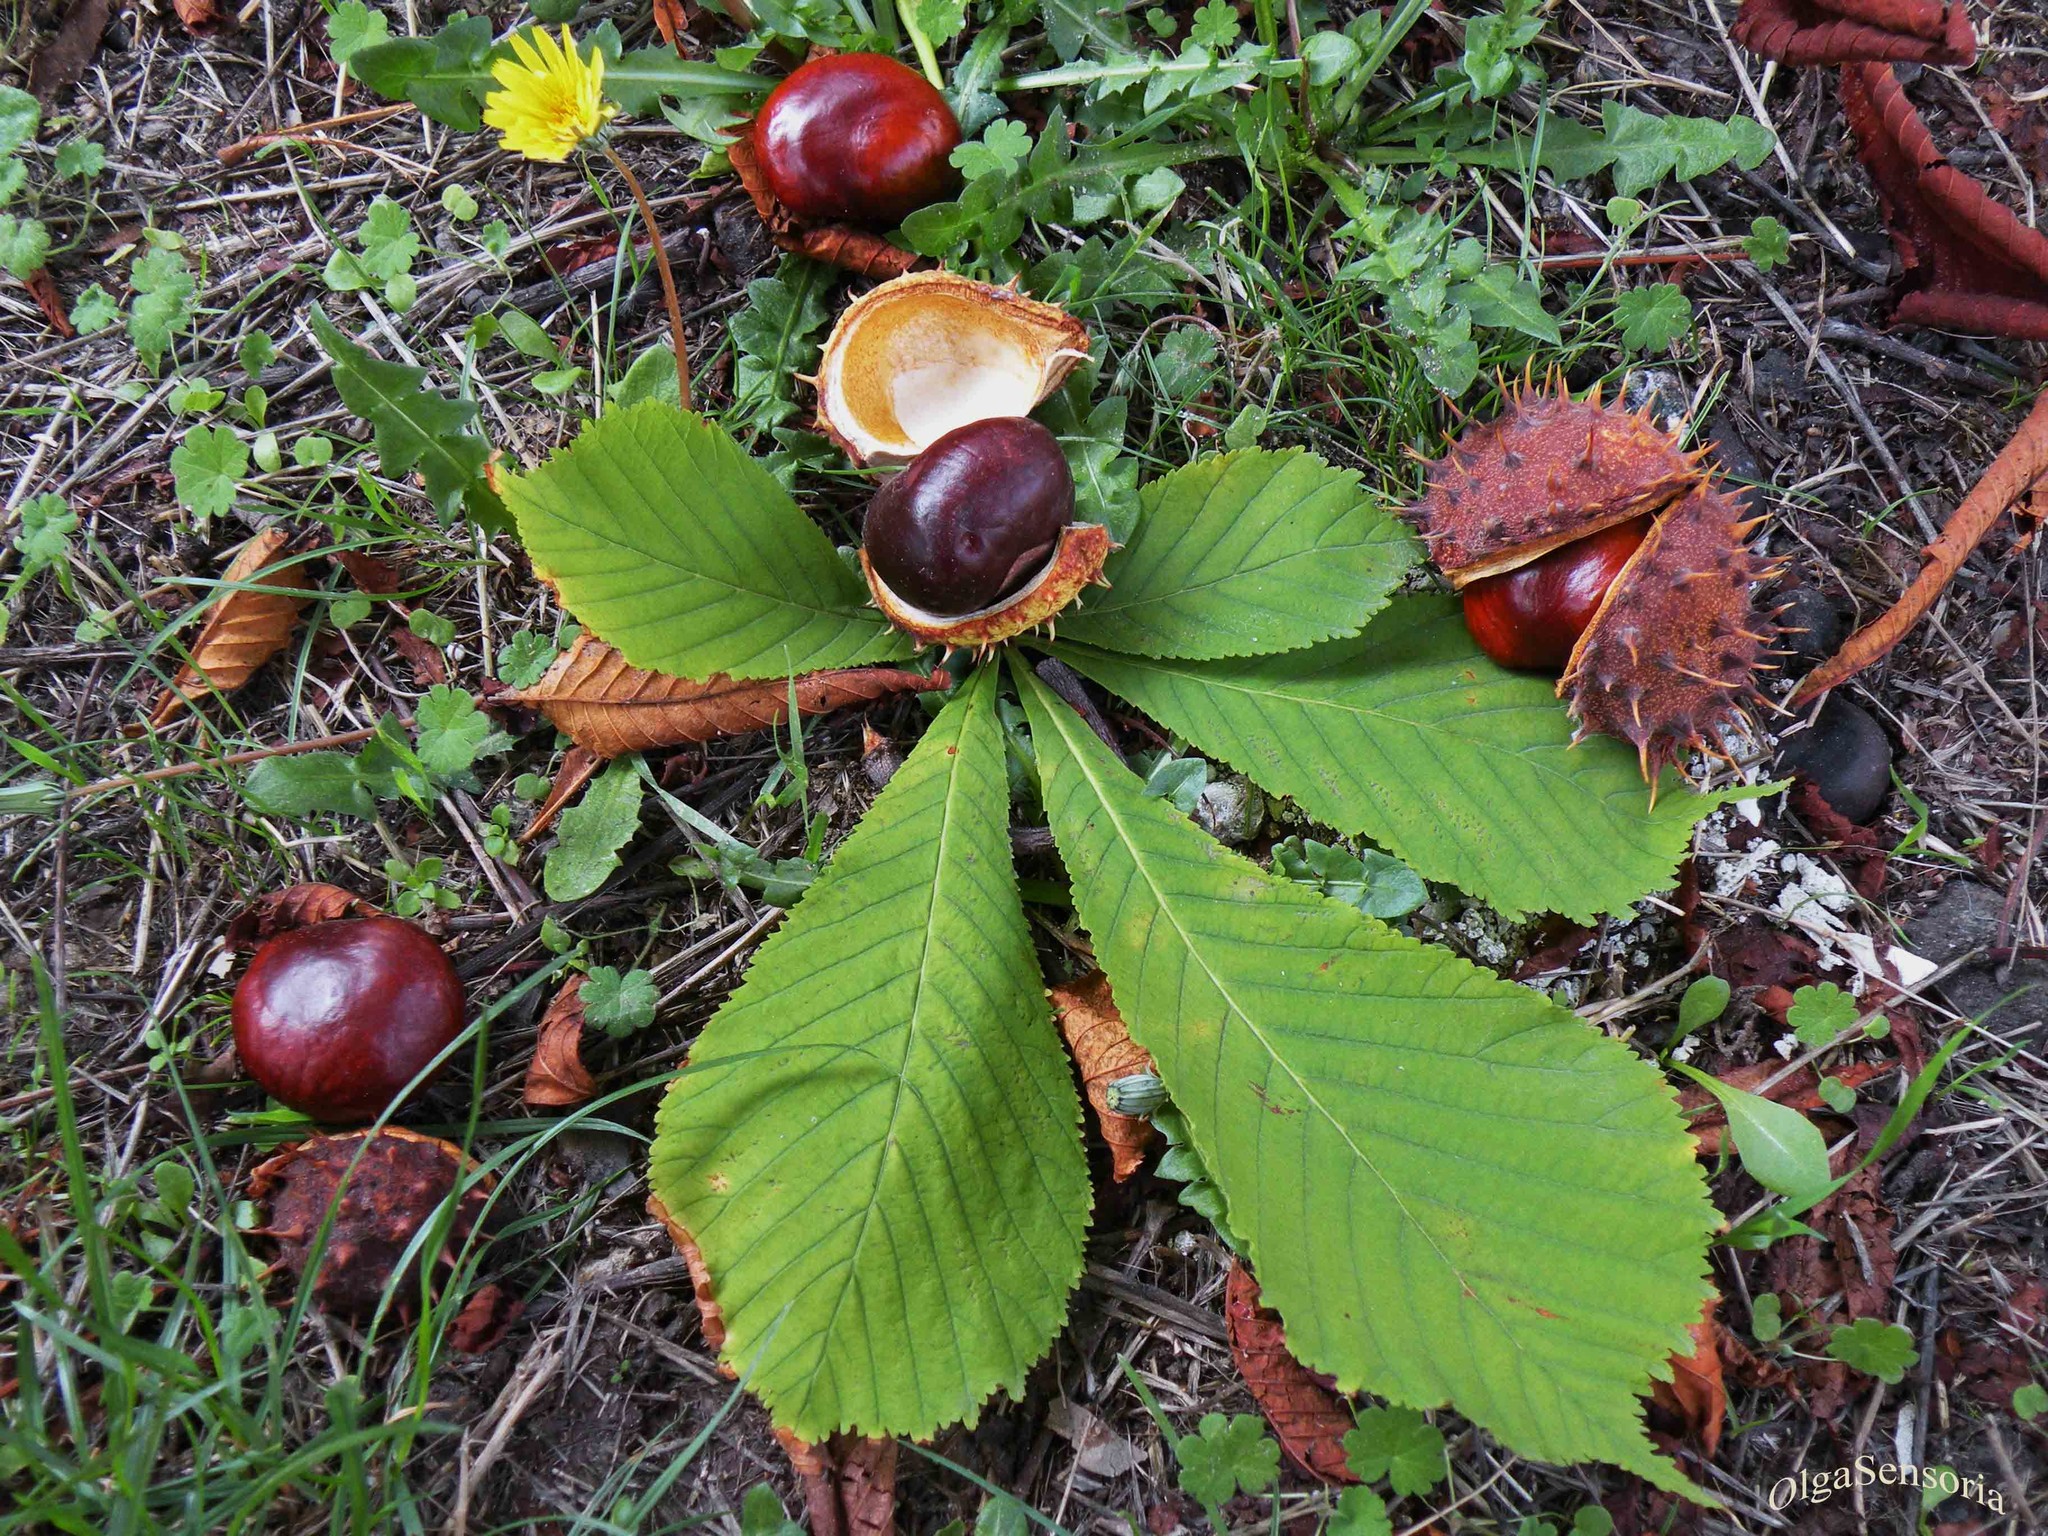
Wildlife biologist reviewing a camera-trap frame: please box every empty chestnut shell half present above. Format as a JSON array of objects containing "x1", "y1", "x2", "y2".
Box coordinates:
[
  {"x1": 1461, "y1": 516, "x2": 1651, "y2": 672},
  {"x1": 233, "y1": 916, "x2": 465, "y2": 1123},
  {"x1": 863, "y1": 417, "x2": 1075, "y2": 617},
  {"x1": 753, "y1": 54, "x2": 962, "y2": 230}
]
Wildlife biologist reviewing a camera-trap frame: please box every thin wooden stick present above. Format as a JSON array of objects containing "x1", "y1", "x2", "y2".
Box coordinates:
[
  {"x1": 69, "y1": 722, "x2": 401, "y2": 799},
  {"x1": 217, "y1": 103, "x2": 412, "y2": 165}
]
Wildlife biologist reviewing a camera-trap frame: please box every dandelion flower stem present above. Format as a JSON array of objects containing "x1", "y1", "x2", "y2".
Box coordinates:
[{"x1": 603, "y1": 142, "x2": 692, "y2": 412}]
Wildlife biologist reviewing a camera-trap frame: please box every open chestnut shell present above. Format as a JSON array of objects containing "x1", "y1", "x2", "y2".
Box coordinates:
[
  {"x1": 864, "y1": 417, "x2": 1075, "y2": 616},
  {"x1": 232, "y1": 915, "x2": 465, "y2": 1123},
  {"x1": 753, "y1": 54, "x2": 962, "y2": 230},
  {"x1": 815, "y1": 271, "x2": 1091, "y2": 465},
  {"x1": 1461, "y1": 516, "x2": 1651, "y2": 672}
]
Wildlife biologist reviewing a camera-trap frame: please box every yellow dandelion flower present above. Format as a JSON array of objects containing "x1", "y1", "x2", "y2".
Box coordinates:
[{"x1": 484, "y1": 26, "x2": 616, "y2": 163}]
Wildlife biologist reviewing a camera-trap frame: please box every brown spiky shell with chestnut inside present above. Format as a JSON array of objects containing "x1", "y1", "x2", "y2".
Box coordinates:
[{"x1": 1405, "y1": 380, "x2": 1776, "y2": 783}]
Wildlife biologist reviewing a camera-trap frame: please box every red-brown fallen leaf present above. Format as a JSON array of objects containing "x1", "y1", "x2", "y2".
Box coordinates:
[
  {"x1": 651, "y1": 0, "x2": 689, "y2": 50},
  {"x1": 773, "y1": 1429, "x2": 898, "y2": 1536},
  {"x1": 1733, "y1": 0, "x2": 1974, "y2": 67},
  {"x1": 1794, "y1": 386, "x2": 2048, "y2": 703},
  {"x1": 1789, "y1": 780, "x2": 1889, "y2": 897},
  {"x1": 145, "y1": 529, "x2": 311, "y2": 730},
  {"x1": 224, "y1": 883, "x2": 382, "y2": 952},
  {"x1": 1839, "y1": 63, "x2": 2048, "y2": 341},
  {"x1": 1048, "y1": 970, "x2": 1157, "y2": 1182},
  {"x1": 647, "y1": 1192, "x2": 728, "y2": 1355},
  {"x1": 1224, "y1": 1261, "x2": 1358, "y2": 1484},
  {"x1": 28, "y1": 0, "x2": 112, "y2": 104},
  {"x1": 172, "y1": 0, "x2": 220, "y2": 33},
  {"x1": 329, "y1": 546, "x2": 403, "y2": 597},
  {"x1": 22, "y1": 270, "x2": 72, "y2": 337},
  {"x1": 505, "y1": 635, "x2": 942, "y2": 758},
  {"x1": 519, "y1": 745, "x2": 603, "y2": 845},
  {"x1": 1681, "y1": 1061, "x2": 1889, "y2": 1155},
  {"x1": 727, "y1": 126, "x2": 922, "y2": 279},
  {"x1": 523, "y1": 974, "x2": 597, "y2": 1110},
  {"x1": 248, "y1": 1128, "x2": 493, "y2": 1319},
  {"x1": 388, "y1": 623, "x2": 449, "y2": 687},
  {"x1": 447, "y1": 1280, "x2": 523, "y2": 1353},
  {"x1": 1648, "y1": 1294, "x2": 1727, "y2": 1460}
]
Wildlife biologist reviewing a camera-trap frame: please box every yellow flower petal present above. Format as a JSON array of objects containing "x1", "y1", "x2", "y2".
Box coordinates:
[{"x1": 483, "y1": 25, "x2": 615, "y2": 164}]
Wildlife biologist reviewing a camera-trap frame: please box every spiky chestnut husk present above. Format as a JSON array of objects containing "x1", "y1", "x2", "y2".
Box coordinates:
[
  {"x1": 1560, "y1": 479, "x2": 1775, "y2": 781},
  {"x1": 1407, "y1": 382, "x2": 1774, "y2": 782},
  {"x1": 1409, "y1": 380, "x2": 1706, "y2": 585},
  {"x1": 862, "y1": 522, "x2": 1112, "y2": 649},
  {"x1": 247, "y1": 1128, "x2": 490, "y2": 1317}
]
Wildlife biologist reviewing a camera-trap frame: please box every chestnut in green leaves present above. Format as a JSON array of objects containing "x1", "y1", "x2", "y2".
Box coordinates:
[
  {"x1": 753, "y1": 54, "x2": 962, "y2": 229},
  {"x1": 233, "y1": 916, "x2": 465, "y2": 1123},
  {"x1": 863, "y1": 416, "x2": 1075, "y2": 617}
]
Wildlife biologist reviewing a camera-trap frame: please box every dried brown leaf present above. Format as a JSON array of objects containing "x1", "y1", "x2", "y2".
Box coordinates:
[
  {"x1": 773, "y1": 1429, "x2": 898, "y2": 1536},
  {"x1": 172, "y1": 0, "x2": 220, "y2": 33},
  {"x1": 1224, "y1": 1261, "x2": 1358, "y2": 1484},
  {"x1": 224, "y1": 883, "x2": 381, "y2": 952},
  {"x1": 519, "y1": 745, "x2": 603, "y2": 845},
  {"x1": 23, "y1": 270, "x2": 72, "y2": 337},
  {"x1": 506, "y1": 634, "x2": 940, "y2": 758},
  {"x1": 145, "y1": 529, "x2": 310, "y2": 730},
  {"x1": 1733, "y1": 0, "x2": 1974, "y2": 66},
  {"x1": 523, "y1": 974, "x2": 597, "y2": 1110},
  {"x1": 1648, "y1": 1294, "x2": 1727, "y2": 1460},
  {"x1": 447, "y1": 1281, "x2": 524, "y2": 1354},
  {"x1": 1794, "y1": 387, "x2": 2048, "y2": 703},
  {"x1": 1048, "y1": 970, "x2": 1156, "y2": 1182},
  {"x1": 28, "y1": 0, "x2": 112, "y2": 104},
  {"x1": 647, "y1": 1192, "x2": 729, "y2": 1354}
]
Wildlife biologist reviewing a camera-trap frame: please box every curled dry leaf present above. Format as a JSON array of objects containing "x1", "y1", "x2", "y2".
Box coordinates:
[
  {"x1": 504, "y1": 634, "x2": 942, "y2": 758},
  {"x1": 863, "y1": 521, "x2": 1112, "y2": 649},
  {"x1": 728, "y1": 127, "x2": 921, "y2": 282},
  {"x1": 27, "y1": 0, "x2": 113, "y2": 104},
  {"x1": 815, "y1": 269, "x2": 1091, "y2": 465},
  {"x1": 1733, "y1": 0, "x2": 1974, "y2": 66},
  {"x1": 1405, "y1": 380, "x2": 1772, "y2": 782},
  {"x1": 24, "y1": 270, "x2": 72, "y2": 337},
  {"x1": 171, "y1": 0, "x2": 220, "y2": 34},
  {"x1": 1794, "y1": 388, "x2": 2048, "y2": 703},
  {"x1": 647, "y1": 1192, "x2": 728, "y2": 1355},
  {"x1": 145, "y1": 528, "x2": 311, "y2": 730},
  {"x1": 224, "y1": 883, "x2": 382, "y2": 953},
  {"x1": 772, "y1": 1428, "x2": 898, "y2": 1536},
  {"x1": 446, "y1": 1280, "x2": 524, "y2": 1354},
  {"x1": 247, "y1": 1128, "x2": 493, "y2": 1319},
  {"x1": 1224, "y1": 1261, "x2": 1359, "y2": 1484},
  {"x1": 519, "y1": 744, "x2": 603, "y2": 845},
  {"x1": 523, "y1": 973, "x2": 597, "y2": 1110},
  {"x1": 1842, "y1": 63, "x2": 2048, "y2": 340},
  {"x1": 1648, "y1": 1294, "x2": 1727, "y2": 1460},
  {"x1": 1048, "y1": 970, "x2": 1157, "y2": 1182}
]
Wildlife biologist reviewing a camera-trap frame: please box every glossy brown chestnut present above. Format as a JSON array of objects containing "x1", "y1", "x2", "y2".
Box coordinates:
[
  {"x1": 863, "y1": 416, "x2": 1074, "y2": 616},
  {"x1": 1461, "y1": 516, "x2": 1650, "y2": 672},
  {"x1": 753, "y1": 53, "x2": 962, "y2": 229},
  {"x1": 233, "y1": 916, "x2": 465, "y2": 1123}
]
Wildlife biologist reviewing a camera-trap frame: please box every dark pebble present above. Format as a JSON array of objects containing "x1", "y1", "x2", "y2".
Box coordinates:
[
  {"x1": 1775, "y1": 694, "x2": 1891, "y2": 824},
  {"x1": 1772, "y1": 584, "x2": 1847, "y2": 676}
]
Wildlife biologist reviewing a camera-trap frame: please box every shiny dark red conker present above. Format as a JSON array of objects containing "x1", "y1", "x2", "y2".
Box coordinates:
[
  {"x1": 1461, "y1": 516, "x2": 1651, "y2": 672},
  {"x1": 863, "y1": 417, "x2": 1075, "y2": 616},
  {"x1": 753, "y1": 53, "x2": 962, "y2": 229},
  {"x1": 233, "y1": 916, "x2": 465, "y2": 1123}
]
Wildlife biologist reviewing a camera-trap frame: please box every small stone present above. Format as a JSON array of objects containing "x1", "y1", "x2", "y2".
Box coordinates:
[
  {"x1": 1772, "y1": 584, "x2": 1847, "y2": 676},
  {"x1": 1775, "y1": 694, "x2": 1891, "y2": 824},
  {"x1": 1193, "y1": 775, "x2": 1264, "y2": 845},
  {"x1": 1622, "y1": 368, "x2": 1688, "y2": 427}
]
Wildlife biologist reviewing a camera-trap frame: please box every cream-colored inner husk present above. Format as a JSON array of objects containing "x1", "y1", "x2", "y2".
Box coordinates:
[{"x1": 833, "y1": 292, "x2": 1064, "y2": 455}]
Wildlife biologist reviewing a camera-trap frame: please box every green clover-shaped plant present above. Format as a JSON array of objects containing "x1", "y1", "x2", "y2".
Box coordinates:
[{"x1": 495, "y1": 395, "x2": 1740, "y2": 1496}]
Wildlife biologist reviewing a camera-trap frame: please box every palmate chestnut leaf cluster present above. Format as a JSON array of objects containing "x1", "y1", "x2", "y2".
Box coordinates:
[{"x1": 496, "y1": 399, "x2": 1744, "y2": 1497}]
